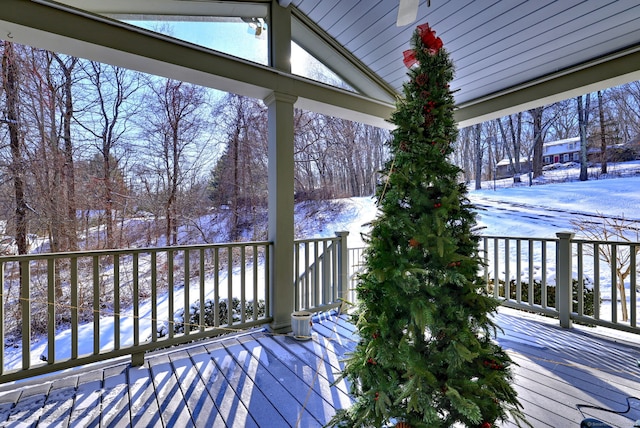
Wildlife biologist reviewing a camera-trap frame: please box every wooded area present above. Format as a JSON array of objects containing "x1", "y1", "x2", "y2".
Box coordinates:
[
  {"x1": 1, "y1": 40, "x2": 640, "y2": 253},
  {"x1": 0, "y1": 41, "x2": 387, "y2": 252}
]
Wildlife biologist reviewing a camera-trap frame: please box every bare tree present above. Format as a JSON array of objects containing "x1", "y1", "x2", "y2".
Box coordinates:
[
  {"x1": 52, "y1": 53, "x2": 79, "y2": 251},
  {"x1": 528, "y1": 107, "x2": 545, "y2": 178},
  {"x1": 2, "y1": 42, "x2": 28, "y2": 256},
  {"x1": 143, "y1": 78, "x2": 211, "y2": 245},
  {"x1": 77, "y1": 61, "x2": 139, "y2": 248},
  {"x1": 609, "y1": 82, "x2": 640, "y2": 142},
  {"x1": 473, "y1": 123, "x2": 483, "y2": 189},
  {"x1": 210, "y1": 94, "x2": 267, "y2": 240},
  {"x1": 545, "y1": 99, "x2": 578, "y2": 141},
  {"x1": 453, "y1": 126, "x2": 475, "y2": 184},
  {"x1": 596, "y1": 90, "x2": 607, "y2": 174}
]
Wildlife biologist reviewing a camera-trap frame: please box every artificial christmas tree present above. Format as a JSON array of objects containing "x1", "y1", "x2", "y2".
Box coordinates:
[{"x1": 329, "y1": 23, "x2": 527, "y2": 428}]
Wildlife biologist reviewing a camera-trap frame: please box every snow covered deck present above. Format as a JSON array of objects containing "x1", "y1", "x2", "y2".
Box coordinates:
[{"x1": 0, "y1": 308, "x2": 638, "y2": 427}]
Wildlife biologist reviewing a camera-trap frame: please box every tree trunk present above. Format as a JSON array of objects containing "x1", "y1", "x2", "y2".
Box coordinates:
[
  {"x1": 529, "y1": 107, "x2": 545, "y2": 178},
  {"x1": 577, "y1": 94, "x2": 590, "y2": 181},
  {"x1": 597, "y1": 90, "x2": 607, "y2": 174},
  {"x1": 54, "y1": 54, "x2": 79, "y2": 251},
  {"x1": 3, "y1": 42, "x2": 28, "y2": 256},
  {"x1": 473, "y1": 123, "x2": 483, "y2": 189}
]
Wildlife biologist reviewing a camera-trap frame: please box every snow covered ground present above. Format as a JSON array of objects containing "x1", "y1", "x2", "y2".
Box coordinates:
[{"x1": 8, "y1": 161, "x2": 640, "y2": 373}]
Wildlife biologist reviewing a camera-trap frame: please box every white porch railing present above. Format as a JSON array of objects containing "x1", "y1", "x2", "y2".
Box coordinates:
[
  {"x1": 4, "y1": 229, "x2": 636, "y2": 384},
  {"x1": 0, "y1": 241, "x2": 272, "y2": 383},
  {"x1": 294, "y1": 231, "x2": 350, "y2": 313},
  {"x1": 348, "y1": 232, "x2": 640, "y2": 335},
  {"x1": 0, "y1": 233, "x2": 351, "y2": 384},
  {"x1": 481, "y1": 232, "x2": 639, "y2": 334}
]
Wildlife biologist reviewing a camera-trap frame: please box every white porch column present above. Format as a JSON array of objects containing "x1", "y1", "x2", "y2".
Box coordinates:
[
  {"x1": 266, "y1": 1, "x2": 295, "y2": 332},
  {"x1": 265, "y1": 91, "x2": 297, "y2": 332}
]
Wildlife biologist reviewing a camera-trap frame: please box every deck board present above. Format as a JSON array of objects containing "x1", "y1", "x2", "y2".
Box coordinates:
[{"x1": 0, "y1": 308, "x2": 638, "y2": 427}]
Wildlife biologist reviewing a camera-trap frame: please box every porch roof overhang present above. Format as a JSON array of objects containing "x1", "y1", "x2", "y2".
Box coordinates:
[{"x1": 2, "y1": 1, "x2": 640, "y2": 129}]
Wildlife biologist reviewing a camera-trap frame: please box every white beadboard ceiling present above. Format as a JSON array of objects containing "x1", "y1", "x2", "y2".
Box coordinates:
[
  {"x1": 290, "y1": 0, "x2": 640, "y2": 124},
  {"x1": 3, "y1": 0, "x2": 640, "y2": 127}
]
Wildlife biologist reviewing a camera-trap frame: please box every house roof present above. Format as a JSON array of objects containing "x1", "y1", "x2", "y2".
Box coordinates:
[{"x1": 1, "y1": 1, "x2": 640, "y2": 129}]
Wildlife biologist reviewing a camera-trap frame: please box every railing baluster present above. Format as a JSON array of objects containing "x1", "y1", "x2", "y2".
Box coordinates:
[
  {"x1": 240, "y1": 246, "x2": 246, "y2": 323},
  {"x1": 71, "y1": 257, "x2": 78, "y2": 360},
  {"x1": 214, "y1": 247, "x2": 220, "y2": 327},
  {"x1": 133, "y1": 253, "x2": 139, "y2": 346},
  {"x1": 493, "y1": 238, "x2": 499, "y2": 299},
  {"x1": 504, "y1": 239, "x2": 510, "y2": 300},
  {"x1": 253, "y1": 245, "x2": 258, "y2": 321},
  {"x1": 541, "y1": 242, "x2": 547, "y2": 308},
  {"x1": 21, "y1": 260, "x2": 30, "y2": 370},
  {"x1": 331, "y1": 239, "x2": 339, "y2": 303},
  {"x1": 528, "y1": 240, "x2": 534, "y2": 306},
  {"x1": 611, "y1": 244, "x2": 617, "y2": 324},
  {"x1": 184, "y1": 250, "x2": 190, "y2": 335},
  {"x1": 265, "y1": 244, "x2": 270, "y2": 318},
  {"x1": 199, "y1": 248, "x2": 205, "y2": 331},
  {"x1": 631, "y1": 245, "x2": 637, "y2": 328},
  {"x1": 227, "y1": 246, "x2": 233, "y2": 325},
  {"x1": 313, "y1": 241, "x2": 320, "y2": 307},
  {"x1": 151, "y1": 251, "x2": 157, "y2": 342},
  {"x1": 114, "y1": 254, "x2": 120, "y2": 351},
  {"x1": 515, "y1": 239, "x2": 521, "y2": 303},
  {"x1": 576, "y1": 242, "x2": 584, "y2": 316},
  {"x1": 593, "y1": 243, "x2": 600, "y2": 320},
  {"x1": 168, "y1": 249, "x2": 174, "y2": 338},
  {"x1": 47, "y1": 259, "x2": 55, "y2": 363},
  {"x1": 294, "y1": 242, "x2": 300, "y2": 310},
  {"x1": 481, "y1": 237, "x2": 489, "y2": 292},
  {"x1": 93, "y1": 256, "x2": 100, "y2": 356}
]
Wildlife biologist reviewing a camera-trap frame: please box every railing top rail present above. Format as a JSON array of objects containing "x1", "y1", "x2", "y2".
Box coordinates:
[
  {"x1": 0, "y1": 240, "x2": 273, "y2": 262},
  {"x1": 570, "y1": 237, "x2": 640, "y2": 246},
  {"x1": 294, "y1": 236, "x2": 341, "y2": 245},
  {"x1": 479, "y1": 234, "x2": 640, "y2": 246},
  {"x1": 478, "y1": 235, "x2": 558, "y2": 242}
]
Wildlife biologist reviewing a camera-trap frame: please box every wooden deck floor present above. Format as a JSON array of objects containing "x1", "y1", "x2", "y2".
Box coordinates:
[{"x1": 0, "y1": 308, "x2": 638, "y2": 427}]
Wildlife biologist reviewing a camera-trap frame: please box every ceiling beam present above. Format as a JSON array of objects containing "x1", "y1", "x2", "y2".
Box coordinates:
[
  {"x1": 0, "y1": 0, "x2": 394, "y2": 129},
  {"x1": 291, "y1": 9, "x2": 397, "y2": 104},
  {"x1": 455, "y1": 45, "x2": 640, "y2": 128}
]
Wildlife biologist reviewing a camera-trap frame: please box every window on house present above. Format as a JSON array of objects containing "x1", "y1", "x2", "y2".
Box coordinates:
[
  {"x1": 568, "y1": 143, "x2": 575, "y2": 150},
  {"x1": 573, "y1": 153, "x2": 580, "y2": 161},
  {"x1": 563, "y1": 154, "x2": 570, "y2": 162},
  {"x1": 543, "y1": 156, "x2": 550, "y2": 164}
]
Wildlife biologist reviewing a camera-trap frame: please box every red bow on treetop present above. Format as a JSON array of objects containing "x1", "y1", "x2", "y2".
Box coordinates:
[
  {"x1": 417, "y1": 22, "x2": 443, "y2": 54},
  {"x1": 403, "y1": 22, "x2": 443, "y2": 68}
]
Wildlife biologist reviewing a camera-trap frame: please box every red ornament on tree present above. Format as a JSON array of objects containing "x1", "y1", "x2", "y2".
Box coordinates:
[{"x1": 481, "y1": 422, "x2": 492, "y2": 428}]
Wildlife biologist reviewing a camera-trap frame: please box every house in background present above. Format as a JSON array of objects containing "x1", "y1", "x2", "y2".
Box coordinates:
[
  {"x1": 542, "y1": 136, "x2": 581, "y2": 165},
  {"x1": 495, "y1": 137, "x2": 581, "y2": 179},
  {"x1": 495, "y1": 134, "x2": 640, "y2": 180}
]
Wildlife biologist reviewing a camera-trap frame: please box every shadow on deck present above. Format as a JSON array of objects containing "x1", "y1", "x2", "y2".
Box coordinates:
[{"x1": 0, "y1": 308, "x2": 638, "y2": 427}]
